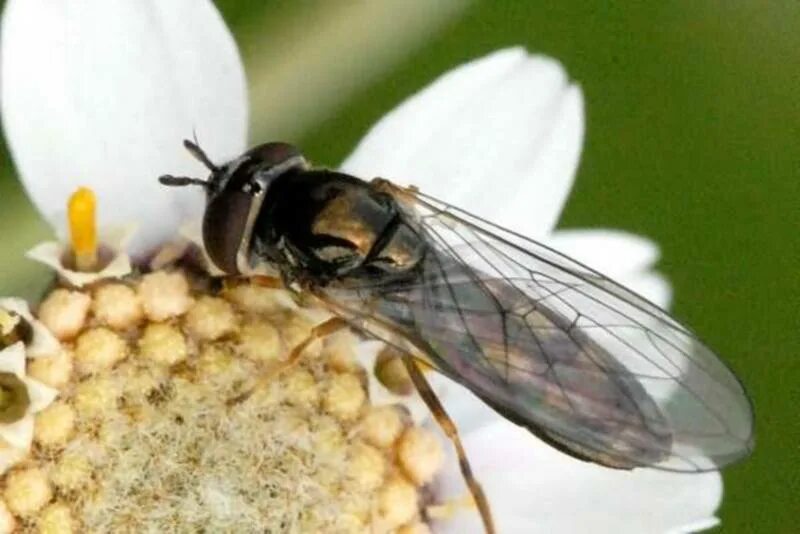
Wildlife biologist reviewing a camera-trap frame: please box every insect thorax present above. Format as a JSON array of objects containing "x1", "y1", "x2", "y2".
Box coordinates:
[{"x1": 253, "y1": 170, "x2": 427, "y2": 285}]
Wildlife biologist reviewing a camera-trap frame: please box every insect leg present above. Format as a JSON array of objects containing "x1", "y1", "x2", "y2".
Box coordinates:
[
  {"x1": 227, "y1": 317, "x2": 348, "y2": 406},
  {"x1": 251, "y1": 275, "x2": 284, "y2": 288},
  {"x1": 401, "y1": 356, "x2": 496, "y2": 534}
]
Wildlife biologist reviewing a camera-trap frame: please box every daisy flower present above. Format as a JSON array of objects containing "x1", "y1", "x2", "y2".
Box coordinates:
[
  {"x1": 0, "y1": 342, "x2": 58, "y2": 460},
  {"x1": 1, "y1": 1, "x2": 723, "y2": 532}
]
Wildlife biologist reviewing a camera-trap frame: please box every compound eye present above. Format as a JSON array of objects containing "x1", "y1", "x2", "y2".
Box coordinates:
[
  {"x1": 202, "y1": 190, "x2": 253, "y2": 275},
  {"x1": 246, "y1": 142, "x2": 305, "y2": 169}
]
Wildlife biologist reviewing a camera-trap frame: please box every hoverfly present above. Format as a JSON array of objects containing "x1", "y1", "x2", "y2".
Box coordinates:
[{"x1": 160, "y1": 140, "x2": 754, "y2": 533}]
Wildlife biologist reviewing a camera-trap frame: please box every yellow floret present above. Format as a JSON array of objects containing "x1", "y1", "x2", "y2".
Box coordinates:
[
  {"x1": 92, "y1": 283, "x2": 143, "y2": 330},
  {"x1": 336, "y1": 496, "x2": 371, "y2": 531},
  {"x1": 224, "y1": 283, "x2": 297, "y2": 315},
  {"x1": 117, "y1": 363, "x2": 167, "y2": 401},
  {"x1": 196, "y1": 344, "x2": 235, "y2": 377},
  {"x1": 138, "y1": 323, "x2": 188, "y2": 366},
  {"x1": 185, "y1": 296, "x2": 237, "y2": 341},
  {"x1": 74, "y1": 327, "x2": 127, "y2": 375},
  {"x1": 311, "y1": 415, "x2": 346, "y2": 460},
  {"x1": 237, "y1": 320, "x2": 280, "y2": 363},
  {"x1": 73, "y1": 376, "x2": 118, "y2": 418},
  {"x1": 397, "y1": 522, "x2": 433, "y2": 534},
  {"x1": 34, "y1": 402, "x2": 76, "y2": 447},
  {"x1": 374, "y1": 351, "x2": 414, "y2": 395},
  {"x1": 282, "y1": 368, "x2": 319, "y2": 408},
  {"x1": 397, "y1": 427, "x2": 444, "y2": 486},
  {"x1": 297, "y1": 510, "x2": 327, "y2": 533},
  {"x1": 323, "y1": 373, "x2": 365, "y2": 421},
  {"x1": 0, "y1": 446, "x2": 25, "y2": 477},
  {"x1": 346, "y1": 441, "x2": 386, "y2": 490},
  {"x1": 360, "y1": 405, "x2": 405, "y2": 449},
  {"x1": 14, "y1": 269, "x2": 443, "y2": 532},
  {"x1": 28, "y1": 350, "x2": 74, "y2": 389},
  {"x1": 323, "y1": 330, "x2": 360, "y2": 372},
  {"x1": 137, "y1": 271, "x2": 193, "y2": 321},
  {"x1": 279, "y1": 313, "x2": 314, "y2": 352},
  {"x1": 0, "y1": 499, "x2": 15, "y2": 533},
  {"x1": 37, "y1": 289, "x2": 91, "y2": 341},
  {"x1": 334, "y1": 515, "x2": 367, "y2": 534},
  {"x1": 51, "y1": 454, "x2": 92, "y2": 492},
  {"x1": 4, "y1": 467, "x2": 52, "y2": 516},
  {"x1": 37, "y1": 502, "x2": 74, "y2": 534},
  {"x1": 271, "y1": 411, "x2": 310, "y2": 446},
  {"x1": 377, "y1": 476, "x2": 418, "y2": 529}
]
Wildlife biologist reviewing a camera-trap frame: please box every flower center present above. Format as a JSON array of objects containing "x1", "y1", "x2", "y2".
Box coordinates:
[
  {"x1": 0, "y1": 310, "x2": 33, "y2": 350},
  {"x1": 0, "y1": 372, "x2": 30, "y2": 423}
]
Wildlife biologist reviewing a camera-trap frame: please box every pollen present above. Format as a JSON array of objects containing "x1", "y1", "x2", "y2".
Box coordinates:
[
  {"x1": 184, "y1": 296, "x2": 236, "y2": 341},
  {"x1": 91, "y1": 283, "x2": 143, "y2": 330},
  {"x1": 397, "y1": 427, "x2": 445, "y2": 485},
  {"x1": 361, "y1": 405, "x2": 405, "y2": 448},
  {"x1": 37, "y1": 502, "x2": 74, "y2": 534},
  {"x1": 2, "y1": 268, "x2": 446, "y2": 532},
  {"x1": 377, "y1": 475, "x2": 419, "y2": 528},
  {"x1": 3, "y1": 467, "x2": 52, "y2": 517},
  {"x1": 67, "y1": 187, "x2": 97, "y2": 272},
  {"x1": 137, "y1": 270, "x2": 193, "y2": 321},
  {"x1": 28, "y1": 350, "x2": 74, "y2": 389},
  {"x1": 34, "y1": 401, "x2": 76, "y2": 447},
  {"x1": 323, "y1": 372, "x2": 366, "y2": 421},
  {"x1": 37, "y1": 289, "x2": 91, "y2": 341},
  {"x1": 73, "y1": 327, "x2": 128, "y2": 375},
  {"x1": 138, "y1": 323, "x2": 188, "y2": 366}
]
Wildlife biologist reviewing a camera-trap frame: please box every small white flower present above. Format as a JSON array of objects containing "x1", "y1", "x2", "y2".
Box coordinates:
[
  {"x1": 25, "y1": 224, "x2": 135, "y2": 287},
  {"x1": 0, "y1": 1, "x2": 722, "y2": 531},
  {"x1": 0, "y1": 343, "x2": 58, "y2": 458},
  {"x1": 0, "y1": 298, "x2": 60, "y2": 358}
]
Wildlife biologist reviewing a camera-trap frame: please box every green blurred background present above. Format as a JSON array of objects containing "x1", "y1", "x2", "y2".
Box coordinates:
[{"x1": 0, "y1": 1, "x2": 797, "y2": 532}]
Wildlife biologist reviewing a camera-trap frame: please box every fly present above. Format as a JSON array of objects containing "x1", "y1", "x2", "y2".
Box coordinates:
[{"x1": 160, "y1": 140, "x2": 755, "y2": 534}]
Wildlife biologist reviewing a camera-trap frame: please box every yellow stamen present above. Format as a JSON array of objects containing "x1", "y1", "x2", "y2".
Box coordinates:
[{"x1": 68, "y1": 187, "x2": 98, "y2": 272}]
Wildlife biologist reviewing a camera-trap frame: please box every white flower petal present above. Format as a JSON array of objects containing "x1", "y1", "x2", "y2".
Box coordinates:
[
  {"x1": 0, "y1": 416, "x2": 33, "y2": 451},
  {"x1": 0, "y1": 298, "x2": 60, "y2": 358},
  {"x1": 1, "y1": 0, "x2": 248, "y2": 255},
  {"x1": 0, "y1": 343, "x2": 25, "y2": 376},
  {"x1": 426, "y1": 373, "x2": 500, "y2": 436},
  {"x1": 545, "y1": 229, "x2": 672, "y2": 307},
  {"x1": 25, "y1": 225, "x2": 135, "y2": 287},
  {"x1": 546, "y1": 229, "x2": 660, "y2": 277},
  {"x1": 21, "y1": 376, "x2": 58, "y2": 414},
  {"x1": 669, "y1": 517, "x2": 721, "y2": 534},
  {"x1": 621, "y1": 271, "x2": 672, "y2": 311},
  {"x1": 434, "y1": 419, "x2": 722, "y2": 534},
  {"x1": 148, "y1": 239, "x2": 192, "y2": 272},
  {"x1": 341, "y1": 47, "x2": 584, "y2": 238}
]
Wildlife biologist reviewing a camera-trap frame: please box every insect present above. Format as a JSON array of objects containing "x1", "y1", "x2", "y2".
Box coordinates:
[{"x1": 160, "y1": 140, "x2": 754, "y2": 533}]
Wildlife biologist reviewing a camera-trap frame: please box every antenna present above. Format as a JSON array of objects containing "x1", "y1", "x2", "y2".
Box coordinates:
[
  {"x1": 183, "y1": 138, "x2": 219, "y2": 172},
  {"x1": 158, "y1": 175, "x2": 209, "y2": 188}
]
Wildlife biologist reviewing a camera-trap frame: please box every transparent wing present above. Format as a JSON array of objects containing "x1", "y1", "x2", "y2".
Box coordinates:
[{"x1": 320, "y1": 185, "x2": 754, "y2": 473}]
